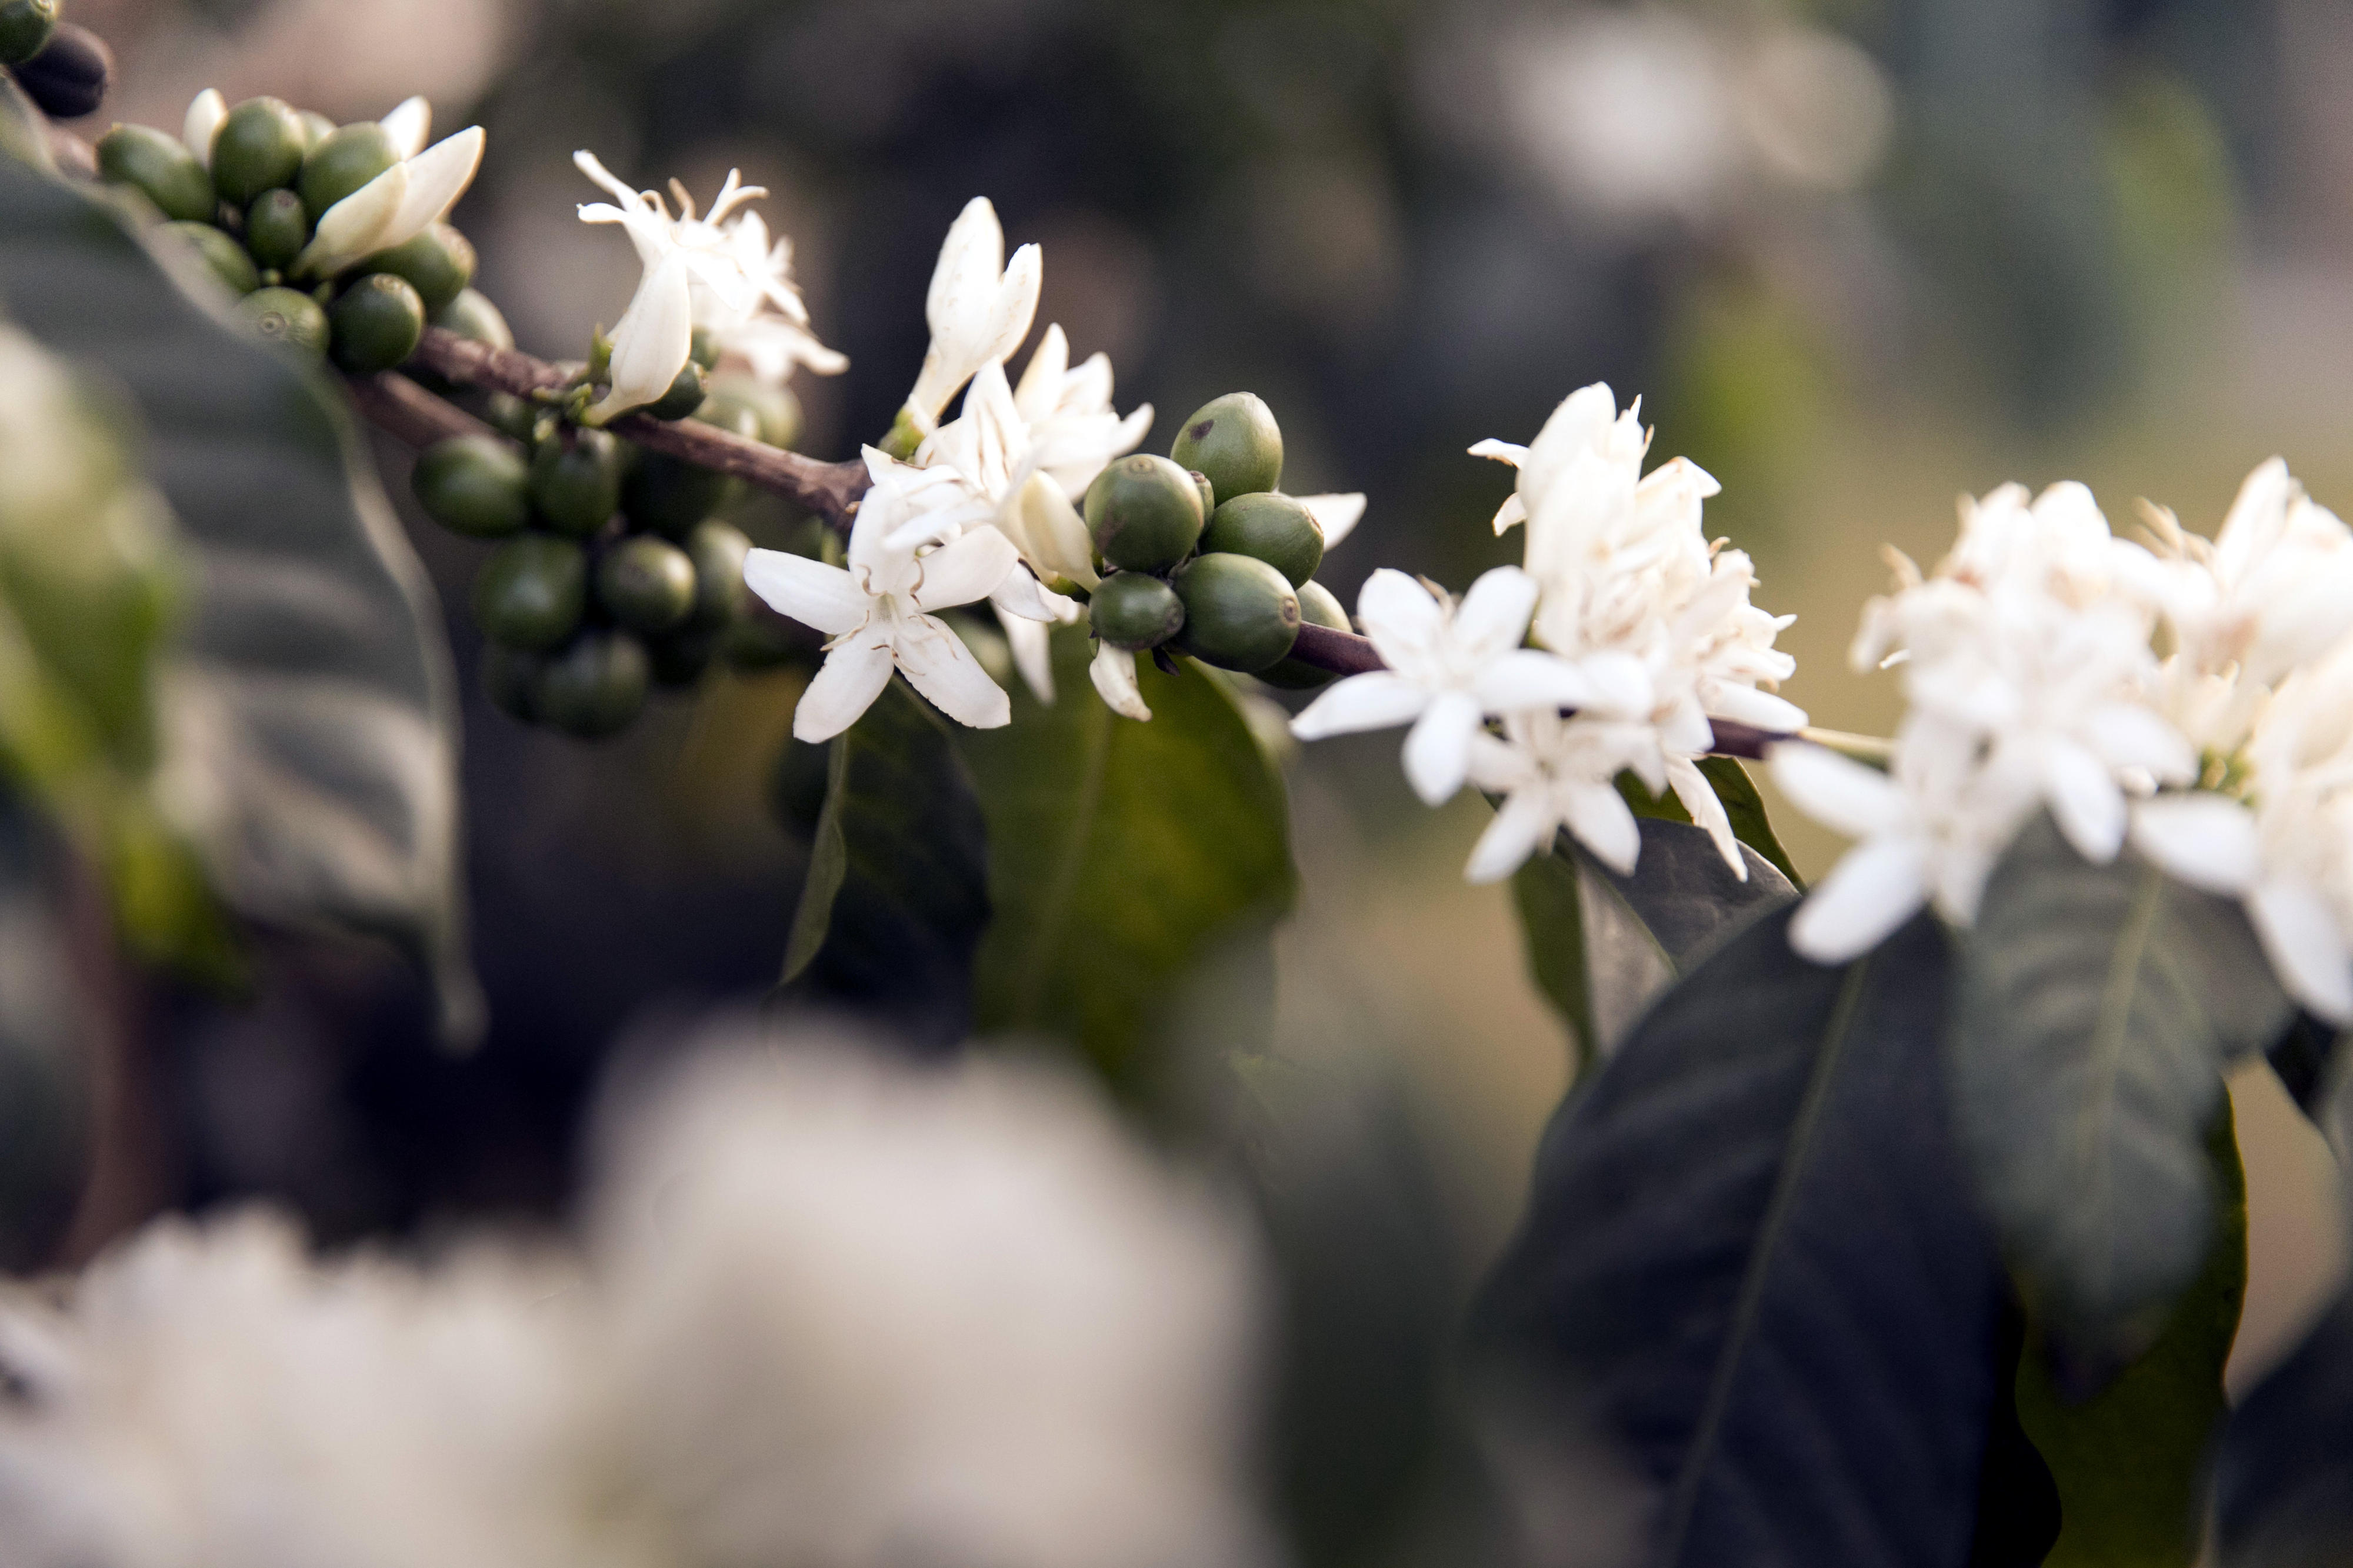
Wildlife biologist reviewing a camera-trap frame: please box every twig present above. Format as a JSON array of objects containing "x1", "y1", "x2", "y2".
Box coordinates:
[{"x1": 344, "y1": 370, "x2": 499, "y2": 449}]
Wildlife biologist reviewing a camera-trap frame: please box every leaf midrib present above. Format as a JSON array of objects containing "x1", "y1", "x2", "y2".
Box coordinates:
[{"x1": 2075, "y1": 865, "x2": 2168, "y2": 1291}]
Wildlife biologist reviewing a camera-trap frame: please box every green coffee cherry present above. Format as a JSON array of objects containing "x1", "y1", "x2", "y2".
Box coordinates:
[
  {"x1": 529, "y1": 428, "x2": 624, "y2": 537},
  {"x1": 474, "y1": 535, "x2": 586, "y2": 651},
  {"x1": 244, "y1": 189, "x2": 308, "y2": 272},
  {"x1": 235, "y1": 285, "x2": 329, "y2": 356},
  {"x1": 1089, "y1": 572, "x2": 1186, "y2": 650},
  {"x1": 708, "y1": 372, "x2": 801, "y2": 449},
  {"x1": 299, "y1": 122, "x2": 399, "y2": 216},
  {"x1": 1171, "y1": 392, "x2": 1283, "y2": 507},
  {"x1": 1258, "y1": 578, "x2": 1348, "y2": 690},
  {"x1": 357, "y1": 222, "x2": 474, "y2": 313},
  {"x1": 95, "y1": 124, "x2": 215, "y2": 222},
  {"x1": 689, "y1": 325, "x2": 721, "y2": 370},
  {"x1": 412, "y1": 435, "x2": 529, "y2": 538},
  {"x1": 432, "y1": 287, "x2": 513, "y2": 352},
  {"x1": 622, "y1": 399, "x2": 756, "y2": 535},
  {"x1": 534, "y1": 630, "x2": 649, "y2": 739},
  {"x1": 1200, "y1": 491, "x2": 1323, "y2": 587},
  {"x1": 597, "y1": 535, "x2": 698, "y2": 632},
  {"x1": 647, "y1": 627, "x2": 717, "y2": 688},
  {"x1": 211, "y1": 96, "x2": 306, "y2": 204},
  {"x1": 685, "y1": 521, "x2": 752, "y2": 629},
  {"x1": 327, "y1": 272, "x2": 425, "y2": 372},
  {"x1": 162, "y1": 221, "x2": 258, "y2": 295},
  {"x1": 476, "y1": 391, "x2": 536, "y2": 442},
  {"x1": 1084, "y1": 453, "x2": 1204, "y2": 573},
  {"x1": 770, "y1": 736, "x2": 831, "y2": 837},
  {"x1": 1172, "y1": 551, "x2": 1299, "y2": 672},
  {"x1": 298, "y1": 111, "x2": 336, "y2": 150},
  {"x1": 0, "y1": 0, "x2": 58, "y2": 66},
  {"x1": 643, "y1": 359, "x2": 707, "y2": 422},
  {"x1": 481, "y1": 645, "x2": 542, "y2": 723}
]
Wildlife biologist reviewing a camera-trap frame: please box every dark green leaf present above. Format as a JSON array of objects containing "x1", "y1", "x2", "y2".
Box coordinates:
[
  {"x1": 958, "y1": 627, "x2": 1295, "y2": 1088},
  {"x1": 2265, "y1": 1012, "x2": 2340, "y2": 1117},
  {"x1": 1972, "y1": 1296, "x2": 2065, "y2": 1567},
  {"x1": 2216, "y1": 1271, "x2": 2353, "y2": 1567},
  {"x1": 1474, "y1": 909, "x2": 2011, "y2": 1568},
  {"x1": 2016, "y1": 1110, "x2": 2247, "y2": 1568},
  {"x1": 781, "y1": 676, "x2": 988, "y2": 1047},
  {"x1": 0, "y1": 154, "x2": 476, "y2": 1037},
  {"x1": 1951, "y1": 815, "x2": 2288, "y2": 1342},
  {"x1": 0, "y1": 794, "x2": 90, "y2": 1272},
  {"x1": 1697, "y1": 755, "x2": 1803, "y2": 888},
  {"x1": 1509, "y1": 844, "x2": 1593, "y2": 1069}
]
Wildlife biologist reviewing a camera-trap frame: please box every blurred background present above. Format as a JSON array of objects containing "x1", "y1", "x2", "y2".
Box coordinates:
[{"x1": 39, "y1": 0, "x2": 2352, "y2": 1344}]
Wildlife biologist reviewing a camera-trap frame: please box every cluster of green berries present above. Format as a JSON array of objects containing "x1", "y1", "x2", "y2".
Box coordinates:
[
  {"x1": 1082, "y1": 392, "x2": 1347, "y2": 688},
  {"x1": 411, "y1": 355, "x2": 802, "y2": 740},
  {"x1": 2, "y1": 1, "x2": 108, "y2": 122},
  {"x1": 92, "y1": 96, "x2": 471, "y2": 374}
]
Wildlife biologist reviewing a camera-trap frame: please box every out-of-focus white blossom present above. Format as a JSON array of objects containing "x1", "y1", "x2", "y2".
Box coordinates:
[
  {"x1": 1291, "y1": 566, "x2": 1596, "y2": 808},
  {"x1": 296, "y1": 116, "x2": 484, "y2": 278},
  {"x1": 594, "y1": 1037, "x2": 1272, "y2": 1568},
  {"x1": 1778, "y1": 481, "x2": 2198, "y2": 962},
  {"x1": 181, "y1": 89, "x2": 225, "y2": 168},
  {"x1": 0, "y1": 1212, "x2": 632, "y2": 1568},
  {"x1": 745, "y1": 454, "x2": 1038, "y2": 741},
  {"x1": 378, "y1": 95, "x2": 432, "y2": 159},
  {"x1": 574, "y1": 152, "x2": 847, "y2": 423},
  {"x1": 903, "y1": 196, "x2": 1041, "y2": 435}
]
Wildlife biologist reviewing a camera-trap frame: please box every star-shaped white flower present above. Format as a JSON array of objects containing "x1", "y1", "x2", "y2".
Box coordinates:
[
  {"x1": 902, "y1": 197, "x2": 1041, "y2": 435},
  {"x1": 1291, "y1": 567, "x2": 1601, "y2": 805},
  {"x1": 1460, "y1": 708, "x2": 1668, "y2": 882},
  {"x1": 743, "y1": 455, "x2": 1024, "y2": 742},
  {"x1": 295, "y1": 116, "x2": 484, "y2": 279}
]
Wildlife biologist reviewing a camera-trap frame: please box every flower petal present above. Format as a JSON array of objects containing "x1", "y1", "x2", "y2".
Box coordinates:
[
  {"x1": 1561, "y1": 778, "x2": 1641, "y2": 875},
  {"x1": 2129, "y1": 793, "x2": 2261, "y2": 895},
  {"x1": 1354, "y1": 569, "x2": 1447, "y2": 672},
  {"x1": 2040, "y1": 736, "x2": 2127, "y2": 863},
  {"x1": 1002, "y1": 613, "x2": 1055, "y2": 703},
  {"x1": 1467, "y1": 438, "x2": 1528, "y2": 467},
  {"x1": 1667, "y1": 755, "x2": 1745, "y2": 879},
  {"x1": 296, "y1": 162, "x2": 408, "y2": 276},
  {"x1": 1471, "y1": 649, "x2": 1589, "y2": 715},
  {"x1": 1012, "y1": 472, "x2": 1098, "y2": 588},
  {"x1": 1790, "y1": 836, "x2": 1932, "y2": 963},
  {"x1": 893, "y1": 613, "x2": 1011, "y2": 729},
  {"x1": 743, "y1": 549, "x2": 869, "y2": 636},
  {"x1": 1402, "y1": 690, "x2": 1484, "y2": 806},
  {"x1": 1771, "y1": 740, "x2": 1909, "y2": 839},
  {"x1": 909, "y1": 528, "x2": 1020, "y2": 612},
  {"x1": 379, "y1": 95, "x2": 431, "y2": 159},
  {"x1": 183, "y1": 88, "x2": 225, "y2": 167},
  {"x1": 1295, "y1": 492, "x2": 1366, "y2": 549},
  {"x1": 1703, "y1": 685, "x2": 1808, "y2": 733},
  {"x1": 1490, "y1": 492, "x2": 1528, "y2": 536},
  {"x1": 1451, "y1": 566, "x2": 1541, "y2": 661},
  {"x1": 988, "y1": 563, "x2": 1081, "y2": 625},
  {"x1": 588, "y1": 250, "x2": 695, "y2": 423},
  {"x1": 2248, "y1": 877, "x2": 2353, "y2": 1023},
  {"x1": 1464, "y1": 786, "x2": 1558, "y2": 884},
  {"x1": 1289, "y1": 671, "x2": 1431, "y2": 740},
  {"x1": 794, "y1": 636, "x2": 896, "y2": 742},
  {"x1": 1090, "y1": 642, "x2": 1152, "y2": 722},
  {"x1": 378, "y1": 125, "x2": 485, "y2": 250}
]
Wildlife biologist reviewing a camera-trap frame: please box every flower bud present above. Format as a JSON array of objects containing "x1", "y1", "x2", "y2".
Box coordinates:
[
  {"x1": 1171, "y1": 551, "x2": 1299, "y2": 672},
  {"x1": 1171, "y1": 392, "x2": 1283, "y2": 507},
  {"x1": 12, "y1": 21, "x2": 106, "y2": 119},
  {"x1": 534, "y1": 630, "x2": 649, "y2": 739},
  {"x1": 642, "y1": 359, "x2": 707, "y2": 422},
  {"x1": 234, "y1": 285, "x2": 328, "y2": 357},
  {"x1": 529, "y1": 427, "x2": 624, "y2": 537},
  {"x1": 0, "y1": 0, "x2": 57, "y2": 68},
  {"x1": 1256, "y1": 578, "x2": 1348, "y2": 690},
  {"x1": 209, "y1": 96, "x2": 306, "y2": 204},
  {"x1": 1084, "y1": 453, "x2": 1204, "y2": 574},
  {"x1": 596, "y1": 535, "x2": 698, "y2": 632},
  {"x1": 1089, "y1": 571, "x2": 1186, "y2": 651},
  {"x1": 326, "y1": 271, "x2": 425, "y2": 372},
  {"x1": 298, "y1": 122, "x2": 399, "y2": 217},
  {"x1": 244, "y1": 189, "x2": 308, "y2": 272},
  {"x1": 356, "y1": 221, "x2": 474, "y2": 312},
  {"x1": 161, "y1": 220, "x2": 258, "y2": 295},
  {"x1": 685, "y1": 521, "x2": 752, "y2": 629},
  {"x1": 96, "y1": 124, "x2": 215, "y2": 222},
  {"x1": 412, "y1": 435, "x2": 529, "y2": 538},
  {"x1": 1199, "y1": 491, "x2": 1322, "y2": 587},
  {"x1": 474, "y1": 535, "x2": 586, "y2": 650}
]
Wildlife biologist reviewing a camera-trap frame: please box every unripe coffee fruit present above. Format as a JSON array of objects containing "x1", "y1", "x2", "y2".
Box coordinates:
[
  {"x1": 163, "y1": 221, "x2": 258, "y2": 295},
  {"x1": 1200, "y1": 491, "x2": 1323, "y2": 587},
  {"x1": 327, "y1": 272, "x2": 425, "y2": 372},
  {"x1": 211, "y1": 96, "x2": 306, "y2": 203},
  {"x1": 432, "y1": 287, "x2": 513, "y2": 352},
  {"x1": 412, "y1": 435, "x2": 529, "y2": 538},
  {"x1": 598, "y1": 535, "x2": 698, "y2": 632},
  {"x1": 0, "y1": 0, "x2": 57, "y2": 66},
  {"x1": 529, "y1": 428, "x2": 624, "y2": 537},
  {"x1": 244, "y1": 189, "x2": 308, "y2": 272},
  {"x1": 95, "y1": 124, "x2": 214, "y2": 221},
  {"x1": 474, "y1": 536, "x2": 586, "y2": 651},
  {"x1": 623, "y1": 399, "x2": 756, "y2": 535},
  {"x1": 643, "y1": 360, "x2": 706, "y2": 422},
  {"x1": 358, "y1": 222, "x2": 474, "y2": 313},
  {"x1": 1084, "y1": 453, "x2": 1204, "y2": 573},
  {"x1": 299, "y1": 122, "x2": 399, "y2": 216},
  {"x1": 1170, "y1": 392, "x2": 1282, "y2": 506},
  {"x1": 235, "y1": 286, "x2": 328, "y2": 356},
  {"x1": 685, "y1": 521, "x2": 752, "y2": 629},
  {"x1": 1258, "y1": 578, "x2": 1349, "y2": 690},
  {"x1": 534, "y1": 631, "x2": 649, "y2": 739},
  {"x1": 1089, "y1": 572, "x2": 1186, "y2": 650},
  {"x1": 1171, "y1": 551, "x2": 1299, "y2": 672}
]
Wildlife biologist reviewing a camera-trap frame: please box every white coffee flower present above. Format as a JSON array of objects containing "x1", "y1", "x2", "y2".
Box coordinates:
[
  {"x1": 296, "y1": 120, "x2": 485, "y2": 279},
  {"x1": 1461, "y1": 706, "x2": 1678, "y2": 882},
  {"x1": 903, "y1": 196, "x2": 1042, "y2": 435},
  {"x1": 1291, "y1": 566, "x2": 1599, "y2": 806},
  {"x1": 181, "y1": 88, "x2": 226, "y2": 168},
  {"x1": 594, "y1": 1035, "x2": 1273, "y2": 1568},
  {"x1": 745, "y1": 455, "x2": 1031, "y2": 741}
]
